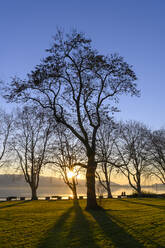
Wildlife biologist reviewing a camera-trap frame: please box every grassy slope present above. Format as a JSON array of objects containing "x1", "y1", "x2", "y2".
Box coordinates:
[{"x1": 0, "y1": 198, "x2": 164, "y2": 248}]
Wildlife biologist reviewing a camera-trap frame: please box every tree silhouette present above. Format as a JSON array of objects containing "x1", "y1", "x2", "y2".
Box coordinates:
[
  {"x1": 4, "y1": 30, "x2": 139, "y2": 209},
  {"x1": 0, "y1": 110, "x2": 12, "y2": 169},
  {"x1": 96, "y1": 121, "x2": 118, "y2": 198},
  {"x1": 149, "y1": 129, "x2": 165, "y2": 184},
  {"x1": 11, "y1": 107, "x2": 52, "y2": 200},
  {"x1": 50, "y1": 127, "x2": 84, "y2": 200},
  {"x1": 116, "y1": 121, "x2": 150, "y2": 195}
]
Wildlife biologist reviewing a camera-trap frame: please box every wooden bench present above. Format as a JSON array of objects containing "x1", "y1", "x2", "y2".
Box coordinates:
[
  {"x1": 52, "y1": 196, "x2": 62, "y2": 200},
  {"x1": 45, "y1": 197, "x2": 50, "y2": 200},
  {"x1": 20, "y1": 197, "x2": 25, "y2": 200},
  {"x1": 6, "y1": 196, "x2": 17, "y2": 201}
]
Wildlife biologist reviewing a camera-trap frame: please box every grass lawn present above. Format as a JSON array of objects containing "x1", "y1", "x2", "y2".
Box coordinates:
[{"x1": 0, "y1": 198, "x2": 165, "y2": 248}]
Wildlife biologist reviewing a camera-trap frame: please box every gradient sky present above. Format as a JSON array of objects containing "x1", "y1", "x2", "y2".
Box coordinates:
[{"x1": 1, "y1": 0, "x2": 165, "y2": 129}]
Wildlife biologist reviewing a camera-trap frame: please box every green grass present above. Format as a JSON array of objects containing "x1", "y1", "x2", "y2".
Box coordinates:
[{"x1": 0, "y1": 198, "x2": 165, "y2": 248}]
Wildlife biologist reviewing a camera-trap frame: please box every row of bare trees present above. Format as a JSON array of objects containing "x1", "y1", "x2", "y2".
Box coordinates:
[
  {"x1": 0, "y1": 30, "x2": 164, "y2": 209},
  {"x1": 0, "y1": 105, "x2": 165, "y2": 201},
  {"x1": 96, "y1": 121, "x2": 165, "y2": 198},
  {"x1": 0, "y1": 106, "x2": 86, "y2": 200}
]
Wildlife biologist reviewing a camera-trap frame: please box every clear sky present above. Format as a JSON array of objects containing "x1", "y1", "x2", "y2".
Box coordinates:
[{"x1": 1, "y1": 0, "x2": 165, "y2": 129}]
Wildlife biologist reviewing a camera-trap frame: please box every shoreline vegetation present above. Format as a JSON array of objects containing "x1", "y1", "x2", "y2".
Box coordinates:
[{"x1": 0, "y1": 198, "x2": 164, "y2": 248}]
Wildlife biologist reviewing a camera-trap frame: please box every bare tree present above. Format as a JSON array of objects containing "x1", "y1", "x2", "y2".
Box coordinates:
[
  {"x1": 0, "y1": 110, "x2": 12, "y2": 168},
  {"x1": 50, "y1": 128, "x2": 85, "y2": 200},
  {"x1": 148, "y1": 129, "x2": 165, "y2": 184},
  {"x1": 3, "y1": 30, "x2": 139, "y2": 209},
  {"x1": 11, "y1": 107, "x2": 52, "y2": 200},
  {"x1": 96, "y1": 121, "x2": 118, "y2": 198},
  {"x1": 116, "y1": 121, "x2": 150, "y2": 195}
]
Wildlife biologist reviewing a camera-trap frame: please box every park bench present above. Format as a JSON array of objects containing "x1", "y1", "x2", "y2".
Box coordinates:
[
  {"x1": 20, "y1": 197, "x2": 25, "y2": 200},
  {"x1": 52, "y1": 195, "x2": 62, "y2": 200},
  {"x1": 45, "y1": 196, "x2": 50, "y2": 200},
  {"x1": 6, "y1": 196, "x2": 17, "y2": 201}
]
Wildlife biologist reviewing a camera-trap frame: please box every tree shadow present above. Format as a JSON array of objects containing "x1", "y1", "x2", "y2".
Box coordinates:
[
  {"x1": 118, "y1": 199, "x2": 165, "y2": 211},
  {"x1": 88, "y1": 209, "x2": 144, "y2": 248},
  {"x1": 65, "y1": 200, "x2": 100, "y2": 248},
  {"x1": 38, "y1": 206, "x2": 74, "y2": 248},
  {"x1": 38, "y1": 201, "x2": 100, "y2": 248},
  {"x1": 105, "y1": 210, "x2": 163, "y2": 248},
  {"x1": 0, "y1": 200, "x2": 31, "y2": 209}
]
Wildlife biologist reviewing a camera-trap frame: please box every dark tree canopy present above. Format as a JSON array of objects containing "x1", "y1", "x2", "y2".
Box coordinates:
[
  {"x1": 3, "y1": 30, "x2": 139, "y2": 209},
  {"x1": 5, "y1": 31, "x2": 138, "y2": 147}
]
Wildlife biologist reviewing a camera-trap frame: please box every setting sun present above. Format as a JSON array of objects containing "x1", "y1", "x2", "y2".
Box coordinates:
[{"x1": 67, "y1": 170, "x2": 75, "y2": 179}]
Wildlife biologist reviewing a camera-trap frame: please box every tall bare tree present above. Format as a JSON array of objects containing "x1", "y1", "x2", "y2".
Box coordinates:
[
  {"x1": 0, "y1": 110, "x2": 12, "y2": 168},
  {"x1": 50, "y1": 127, "x2": 85, "y2": 200},
  {"x1": 116, "y1": 121, "x2": 150, "y2": 195},
  {"x1": 148, "y1": 129, "x2": 165, "y2": 184},
  {"x1": 11, "y1": 107, "x2": 52, "y2": 200},
  {"x1": 3, "y1": 30, "x2": 139, "y2": 209},
  {"x1": 96, "y1": 121, "x2": 118, "y2": 198}
]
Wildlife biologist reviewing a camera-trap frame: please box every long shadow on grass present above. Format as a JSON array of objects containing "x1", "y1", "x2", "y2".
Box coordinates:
[
  {"x1": 38, "y1": 201, "x2": 100, "y2": 248},
  {"x1": 89, "y1": 209, "x2": 144, "y2": 248},
  {"x1": 65, "y1": 201, "x2": 100, "y2": 248},
  {"x1": 0, "y1": 200, "x2": 31, "y2": 209},
  {"x1": 106, "y1": 210, "x2": 163, "y2": 248},
  {"x1": 118, "y1": 199, "x2": 165, "y2": 211},
  {"x1": 38, "y1": 206, "x2": 74, "y2": 248}
]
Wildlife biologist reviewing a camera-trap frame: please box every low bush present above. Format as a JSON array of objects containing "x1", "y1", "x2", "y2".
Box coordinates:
[{"x1": 127, "y1": 191, "x2": 164, "y2": 198}]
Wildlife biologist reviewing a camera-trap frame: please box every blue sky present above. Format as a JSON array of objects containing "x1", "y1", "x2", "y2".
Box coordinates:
[{"x1": 1, "y1": 0, "x2": 165, "y2": 129}]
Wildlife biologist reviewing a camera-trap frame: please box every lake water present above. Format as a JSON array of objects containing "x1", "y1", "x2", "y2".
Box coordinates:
[{"x1": 0, "y1": 184, "x2": 165, "y2": 200}]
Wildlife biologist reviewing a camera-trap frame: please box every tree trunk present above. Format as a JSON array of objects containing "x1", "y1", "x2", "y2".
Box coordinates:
[
  {"x1": 104, "y1": 164, "x2": 113, "y2": 198},
  {"x1": 107, "y1": 184, "x2": 112, "y2": 198},
  {"x1": 31, "y1": 185, "x2": 38, "y2": 200},
  {"x1": 72, "y1": 177, "x2": 77, "y2": 200},
  {"x1": 86, "y1": 155, "x2": 99, "y2": 210},
  {"x1": 137, "y1": 173, "x2": 142, "y2": 196},
  {"x1": 137, "y1": 182, "x2": 142, "y2": 196}
]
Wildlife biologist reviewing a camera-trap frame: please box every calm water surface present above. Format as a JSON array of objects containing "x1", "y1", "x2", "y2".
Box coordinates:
[{"x1": 0, "y1": 184, "x2": 165, "y2": 200}]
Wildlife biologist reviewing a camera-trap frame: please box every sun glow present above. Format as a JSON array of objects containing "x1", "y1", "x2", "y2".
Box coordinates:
[{"x1": 67, "y1": 170, "x2": 75, "y2": 179}]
